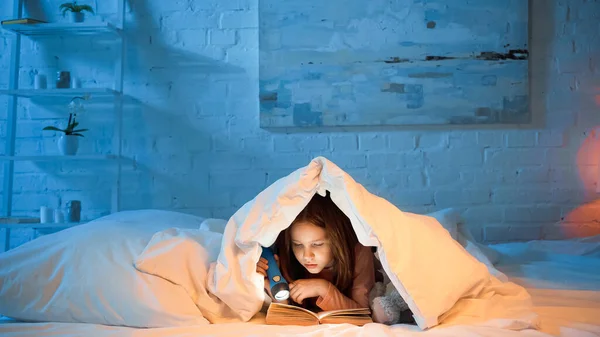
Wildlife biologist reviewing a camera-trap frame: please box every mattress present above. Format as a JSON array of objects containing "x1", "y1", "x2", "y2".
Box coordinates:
[{"x1": 1, "y1": 237, "x2": 599, "y2": 337}]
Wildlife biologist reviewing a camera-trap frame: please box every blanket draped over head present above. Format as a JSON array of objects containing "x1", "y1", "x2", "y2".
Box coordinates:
[
  {"x1": 137, "y1": 157, "x2": 538, "y2": 330},
  {"x1": 203, "y1": 157, "x2": 538, "y2": 330}
]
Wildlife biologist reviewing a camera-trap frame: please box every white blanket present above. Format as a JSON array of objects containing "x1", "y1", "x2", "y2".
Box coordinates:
[
  {"x1": 206, "y1": 157, "x2": 538, "y2": 329},
  {"x1": 137, "y1": 157, "x2": 539, "y2": 330}
]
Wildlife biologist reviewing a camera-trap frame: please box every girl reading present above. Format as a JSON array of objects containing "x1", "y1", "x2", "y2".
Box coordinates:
[{"x1": 256, "y1": 192, "x2": 375, "y2": 312}]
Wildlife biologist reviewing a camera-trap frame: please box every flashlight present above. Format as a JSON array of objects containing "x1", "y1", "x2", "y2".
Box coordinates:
[{"x1": 261, "y1": 247, "x2": 290, "y2": 301}]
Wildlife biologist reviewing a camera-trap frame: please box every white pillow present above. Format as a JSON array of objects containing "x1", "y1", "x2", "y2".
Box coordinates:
[
  {"x1": 427, "y1": 208, "x2": 460, "y2": 240},
  {"x1": 0, "y1": 209, "x2": 209, "y2": 328},
  {"x1": 199, "y1": 218, "x2": 228, "y2": 234},
  {"x1": 427, "y1": 208, "x2": 506, "y2": 280}
]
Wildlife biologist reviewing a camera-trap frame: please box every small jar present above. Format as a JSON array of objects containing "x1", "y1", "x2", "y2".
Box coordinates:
[
  {"x1": 54, "y1": 209, "x2": 65, "y2": 223},
  {"x1": 34, "y1": 74, "x2": 47, "y2": 89},
  {"x1": 56, "y1": 71, "x2": 71, "y2": 89}
]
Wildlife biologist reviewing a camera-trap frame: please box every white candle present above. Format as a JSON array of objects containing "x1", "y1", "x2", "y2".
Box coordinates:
[
  {"x1": 40, "y1": 206, "x2": 53, "y2": 224},
  {"x1": 54, "y1": 209, "x2": 65, "y2": 223},
  {"x1": 34, "y1": 74, "x2": 47, "y2": 89}
]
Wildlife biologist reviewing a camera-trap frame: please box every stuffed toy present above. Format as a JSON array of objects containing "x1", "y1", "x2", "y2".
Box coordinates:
[{"x1": 369, "y1": 259, "x2": 415, "y2": 325}]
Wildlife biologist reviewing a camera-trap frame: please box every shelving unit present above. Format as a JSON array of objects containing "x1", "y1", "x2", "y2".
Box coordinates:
[
  {"x1": 1, "y1": 0, "x2": 128, "y2": 251},
  {"x1": 0, "y1": 154, "x2": 121, "y2": 161},
  {"x1": 1, "y1": 221, "x2": 84, "y2": 230},
  {"x1": 0, "y1": 88, "x2": 120, "y2": 99},
  {"x1": 1, "y1": 21, "x2": 121, "y2": 36}
]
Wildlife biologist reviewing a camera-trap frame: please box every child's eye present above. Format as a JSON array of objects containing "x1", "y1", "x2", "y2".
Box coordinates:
[
  {"x1": 293, "y1": 243, "x2": 302, "y2": 247},
  {"x1": 312, "y1": 243, "x2": 324, "y2": 247}
]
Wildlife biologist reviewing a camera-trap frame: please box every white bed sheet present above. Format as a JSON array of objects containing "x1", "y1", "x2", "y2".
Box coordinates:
[{"x1": 1, "y1": 237, "x2": 599, "y2": 337}]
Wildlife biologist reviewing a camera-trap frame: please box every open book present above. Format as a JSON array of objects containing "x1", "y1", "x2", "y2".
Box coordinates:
[
  {"x1": 265, "y1": 303, "x2": 372, "y2": 326},
  {"x1": 1, "y1": 18, "x2": 47, "y2": 25}
]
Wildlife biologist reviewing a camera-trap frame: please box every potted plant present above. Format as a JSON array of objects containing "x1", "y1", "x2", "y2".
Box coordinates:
[
  {"x1": 43, "y1": 95, "x2": 90, "y2": 155},
  {"x1": 59, "y1": 1, "x2": 94, "y2": 23}
]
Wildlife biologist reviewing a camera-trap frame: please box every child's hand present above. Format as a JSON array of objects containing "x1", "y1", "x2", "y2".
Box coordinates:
[
  {"x1": 256, "y1": 257, "x2": 269, "y2": 278},
  {"x1": 256, "y1": 254, "x2": 280, "y2": 277},
  {"x1": 257, "y1": 254, "x2": 282, "y2": 299},
  {"x1": 289, "y1": 279, "x2": 330, "y2": 304}
]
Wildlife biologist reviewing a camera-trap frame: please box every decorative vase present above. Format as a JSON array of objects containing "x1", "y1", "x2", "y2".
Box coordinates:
[
  {"x1": 58, "y1": 135, "x2": 79, "y2": 155},
  {"x1": 70, "y1": 12, "x2": 84, "y2": 23}
]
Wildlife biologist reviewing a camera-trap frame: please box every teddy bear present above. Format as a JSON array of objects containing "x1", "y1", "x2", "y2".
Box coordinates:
[{"x1": 369, "y1": 262, "x2": 416, "y2": 325}]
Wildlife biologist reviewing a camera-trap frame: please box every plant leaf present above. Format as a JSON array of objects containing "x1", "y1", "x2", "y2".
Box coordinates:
[
  {"x1": 59, "y1": 3, "x2": 74, "y2": 16},
  {"x1": 70, "y1": 133, "x2": 85, "y2": 137},
  {"x1": 71, "y1": 129, "x2": 88, "y2": 133},
  {"x1": 60, "y1": 2, "x2": 93, "y2": 14},
  {"x1": 80, "y1": 5, "x2": 95, "y2": 14},
  {"x1": 42, "y1": 126, "x2": 66, "y2": 132}
]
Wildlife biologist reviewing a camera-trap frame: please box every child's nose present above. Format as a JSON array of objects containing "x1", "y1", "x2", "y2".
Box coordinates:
[{"x1": 303, "y1": 248, "x2": 315, "y2": 259}]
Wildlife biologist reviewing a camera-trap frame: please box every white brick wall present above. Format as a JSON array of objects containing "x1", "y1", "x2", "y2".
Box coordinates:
[{"x1": 1, "y1": 0, "x2": 599, "y2": 248}]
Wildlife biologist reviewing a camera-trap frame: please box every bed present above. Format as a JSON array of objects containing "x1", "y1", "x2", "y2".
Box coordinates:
[
  {"x1": 1, "y1": 233, "x2": 598, "y2": 337},
  {"x1": 0, "y1": 159, "x2": 598, "y2": 337}
]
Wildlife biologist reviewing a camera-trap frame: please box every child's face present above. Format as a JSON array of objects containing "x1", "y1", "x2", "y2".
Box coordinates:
[{"x1": 290, "y1": 221, "x2": 333, "y2": 274}]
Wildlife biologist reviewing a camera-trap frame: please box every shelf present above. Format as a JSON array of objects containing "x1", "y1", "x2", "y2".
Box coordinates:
[
  {"x1": 0, "y1": 88, "x2": 121, "y2": 99},
  {"x1": 0, "y1": 155, "x2": 121, "y2": 161},
  {"x1": 0, "y1": 221, "x2": 87, "y2": 230},
  {"x1": 0, "y1": 217, "x2": 40, "y2": 225},
  {"x1": 1, "y1": 22, "x2": 121, "y2": 37}
]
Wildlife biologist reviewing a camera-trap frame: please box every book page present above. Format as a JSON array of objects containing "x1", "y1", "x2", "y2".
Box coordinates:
[
  {"x1": 319, "y1": 315, "x2": 373, "y2": 326},
  {"x1": 316, "y1": 307, "x2": 371, "y2": 320},
  {"x1": 270, "y1": 303, "x2": 318, "y2": 318},
  {"x1": 317, "y1": 308, "x2": 372, "y2": 326},
  {"x1": 266, "y1": 303, "x2": 372, "y2": 326},
  {"x1": 265, "y1": 303, "x2": 320, "y2": 326}
]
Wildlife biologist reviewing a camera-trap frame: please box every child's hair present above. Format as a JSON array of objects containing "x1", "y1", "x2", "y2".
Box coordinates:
[{"x1": 275, "y1": 192, "x2": 359, "y2": 298}]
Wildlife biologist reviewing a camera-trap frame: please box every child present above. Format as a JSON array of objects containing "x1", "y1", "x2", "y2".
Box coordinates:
[{"x1": 256, "y1": 192, "x2": 375, "y2": 312}]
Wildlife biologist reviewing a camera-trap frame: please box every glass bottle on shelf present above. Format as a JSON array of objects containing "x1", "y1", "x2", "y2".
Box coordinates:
[{"x1": 56, "y1": 71, "x2": 71, "y2": 89}]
